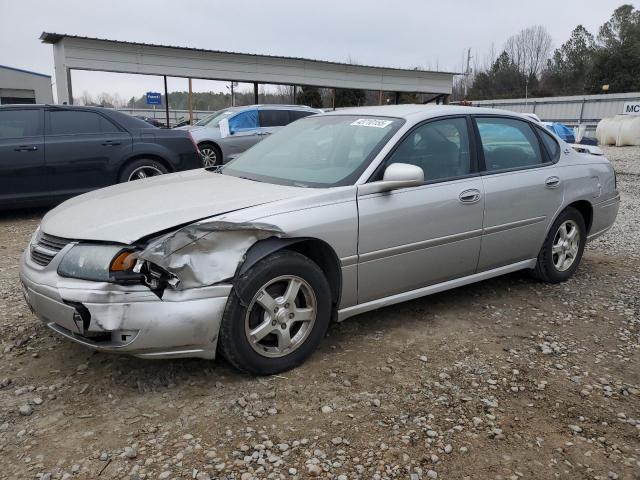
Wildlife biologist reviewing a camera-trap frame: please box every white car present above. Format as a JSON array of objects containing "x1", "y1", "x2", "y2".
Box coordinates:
[{"x1": 180, "y1": 105, "x2": 322, "y2": 166}]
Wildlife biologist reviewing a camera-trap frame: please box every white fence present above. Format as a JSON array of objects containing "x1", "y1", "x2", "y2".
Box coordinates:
[{"x1": 117, "y1": 108, "x2": 216, "y2": 126}]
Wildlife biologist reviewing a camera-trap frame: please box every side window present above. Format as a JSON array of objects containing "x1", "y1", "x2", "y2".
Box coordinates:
[
  {"x1": 537, "y1": 127, "x2": 560, "y2": 161},
  {"x1": 0, "y1": 109, "x2": 41, "y2": 138},
  {"x1": 258, "y1": 109, "x2": 290, "y2": 127},
  {"x1": 385, "y1": 117, "x2": 471, "y2": 182},
  {"x1": 289, "y1": 110, "x2": 315, "y2": 122},
  {"x1": 229, "y1": 110, "x2": 259, "y2": 132},
  {"x1": 476, "y1": 117, "x2": 543, "y2": 171},
  {"x1": 48, "y1": 110, "x2": 120, "y2": 135}
]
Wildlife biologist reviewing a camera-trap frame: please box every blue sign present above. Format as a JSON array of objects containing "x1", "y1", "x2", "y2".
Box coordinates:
[{"x1": 146, "y1": 92, "x2": 162, "y2": 105}]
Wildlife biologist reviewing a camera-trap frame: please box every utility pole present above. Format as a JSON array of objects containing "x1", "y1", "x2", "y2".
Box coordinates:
[
  {"x1": 464, "y1": 48, "x2": 472, "y2": 98},
  {"x1": 188, "y1": 78, "x2": 193, "y2": 125}
]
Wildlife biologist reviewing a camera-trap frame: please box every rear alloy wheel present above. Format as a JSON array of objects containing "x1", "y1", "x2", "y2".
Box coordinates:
[
  {"x1": 219, "y1": 250, "x2": 331, "y2": 375},
  {"x1": 199, "y1": 143, "x2": 222, "y2": 168},
  {"x1": 532, "y1": 207, "x2": 586, "y2": 283},
  {"x1": 119, "y1": 159, "x2": 168, "y2": 182}
]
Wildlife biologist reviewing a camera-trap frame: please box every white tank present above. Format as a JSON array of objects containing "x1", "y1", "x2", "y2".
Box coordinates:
[{"x1": 596, "y1": 115, "x2": 640, "y2": 146}]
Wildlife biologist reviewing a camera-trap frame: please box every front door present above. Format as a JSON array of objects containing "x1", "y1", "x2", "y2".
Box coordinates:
[
  {"x1": 357, "y1": 116, "x2": 484, "y2": 303},
  {"x1": 473, "y1": 116, "x2": 564, "y2": 271},
  {"x1": 220, "y1": 109, "x2": 262, "y2": 156},
  {"x1": 44, "y1": 108, "x2": 132, "y2": 196},
  {"x1": 0, "y1": 107, "x2": 46, "y2": 205}
]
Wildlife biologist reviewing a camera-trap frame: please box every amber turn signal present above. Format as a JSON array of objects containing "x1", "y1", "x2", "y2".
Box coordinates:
[{"x1": 110, "y1": 250, "x2": 137, "y2": 272}]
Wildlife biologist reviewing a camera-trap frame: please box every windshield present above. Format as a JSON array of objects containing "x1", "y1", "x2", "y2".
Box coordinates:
[
  {"x1": 222, "y1": 115, "x2": 403, "y2": 187},
  {"x1": 195, "y1": 109, "x2": 235, "y2": 127}
]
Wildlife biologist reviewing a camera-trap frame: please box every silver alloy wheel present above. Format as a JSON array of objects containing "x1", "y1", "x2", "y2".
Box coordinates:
[
  {"x1": 244, "y1": 275, "x2": 317, "y2": 358},
  {"x1": 127, "y1": 165, "x2": 164, "y2": 181},
  {"x1": 552, "y1": 220, "x2": 580, "y2": 272},
  {"x1": 200, "y1": 146, "x2": 218, "y2": 168}
]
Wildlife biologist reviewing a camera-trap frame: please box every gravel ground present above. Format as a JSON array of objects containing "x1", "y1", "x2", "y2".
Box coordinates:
[{"x1": 0, "y1": 147, "x2": 639, "y2": 480}]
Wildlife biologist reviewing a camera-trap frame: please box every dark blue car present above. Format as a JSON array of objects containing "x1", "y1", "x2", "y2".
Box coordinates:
[{"x1": 0, "y1": 105, "x2": 202, "y2": 209}]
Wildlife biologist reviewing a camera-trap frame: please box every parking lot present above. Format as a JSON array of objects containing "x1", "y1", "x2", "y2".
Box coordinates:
[{"x1": 0, "y1": 146, "x2": 637, "y2": 480}]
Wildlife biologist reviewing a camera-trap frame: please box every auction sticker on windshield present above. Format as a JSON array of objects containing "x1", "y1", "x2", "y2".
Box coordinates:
[{"x1": 350, "y1": 119, "x2": 393, "y2": 128}]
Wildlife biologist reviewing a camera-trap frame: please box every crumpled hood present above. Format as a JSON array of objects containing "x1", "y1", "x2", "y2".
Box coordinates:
[{"x1": 40, "y1": 170, "x2": 313, "y2": 244}]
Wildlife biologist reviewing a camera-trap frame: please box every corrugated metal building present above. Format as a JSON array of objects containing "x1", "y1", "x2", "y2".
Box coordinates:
[
  {"x1": 472, "y1": 92, "x2": 640, "y2": 129},
  {"x1": 0, "y1": 65, "x2": 53, "y2": 104}
]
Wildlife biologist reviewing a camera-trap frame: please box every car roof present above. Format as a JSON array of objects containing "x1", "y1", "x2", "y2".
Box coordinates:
[
  {"x1": 320, "y1": 104, "x2": 534, "y2": 122},
  {"x1": 231, "y1": 104, "x2": 322, "y2": 111}
]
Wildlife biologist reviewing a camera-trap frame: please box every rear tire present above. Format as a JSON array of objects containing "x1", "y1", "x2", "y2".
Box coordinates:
[
  {"x1": 532, "y1": 207, "x2": 586, "y2": 283},
  {"x1": 219, "y1": 250, "x2": 331, "y2": 375},
  {"x1": 119, "y1": 159, "x2": 168, "y2": 182}
]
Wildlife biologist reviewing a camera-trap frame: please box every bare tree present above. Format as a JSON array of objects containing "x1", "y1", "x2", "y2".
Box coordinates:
[
  {"x1": 504, "y1": 25, "x2": 553, "y2": 78},
  {"x1": 78, "y1": 90, "x2": 94, "y2": 106},
  {"x1": 96, "y1": 92, "x2": 114, "y2": 107}
]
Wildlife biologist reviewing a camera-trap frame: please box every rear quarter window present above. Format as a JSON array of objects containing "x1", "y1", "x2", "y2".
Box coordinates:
[{"x1": 537, "y1": 127, "x2": 561, "y2": 162}]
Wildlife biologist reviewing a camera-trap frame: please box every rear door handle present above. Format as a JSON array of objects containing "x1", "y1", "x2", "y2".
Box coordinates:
[
  {"x1": 14, "y1": 145, "x2": 38, "y2": 151},
  {"x1": 459, "y1": 189, "x2": 481, "y2": 204},
  {"x1": 101, "y1": 141, "x2": 121, "y2": 146},
  {"x1": 545, "y1": 176, "x2": 561, "y2": 188}
]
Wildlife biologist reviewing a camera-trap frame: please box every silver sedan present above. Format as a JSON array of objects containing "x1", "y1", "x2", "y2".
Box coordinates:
[{"x1": 19, "y1": 105, "x2": 620, "y2": 375}]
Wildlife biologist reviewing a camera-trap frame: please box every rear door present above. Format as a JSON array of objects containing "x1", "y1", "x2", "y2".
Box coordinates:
[
  {"x1": 474, "y1": 116, "x2": 564, "y2": 271},
  {"x1": 357, "y1": 116, "x2": 484, "y2": 303},
  {"x1": 44, "y1": 108, "x2": 132, "y2": 196},
  {"x1": 258, "y1": 108, "x2": 292, "y2": 137},
  {"x1": 0, "y1": 107, "x2": 46, "y2": 204}
]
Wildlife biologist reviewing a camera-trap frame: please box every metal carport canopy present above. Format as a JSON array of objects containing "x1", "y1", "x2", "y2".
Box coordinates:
[{"x1": 40, "y1": 32, "x2": 456, "y2": 105}]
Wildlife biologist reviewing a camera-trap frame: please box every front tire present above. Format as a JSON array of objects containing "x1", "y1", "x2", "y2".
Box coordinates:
[
  {"x1": 532, "y1": 207, "x2": 586, "y2": 283},
  {"x1": 199, "y1": 142, "x2": 222, "y2": 167},
  {"x1": 219, "y1": 250, "x2": 331, "y2": 375}
]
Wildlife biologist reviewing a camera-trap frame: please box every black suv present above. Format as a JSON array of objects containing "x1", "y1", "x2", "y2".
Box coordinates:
[{"x1": 0, "y1": 105, "x2": 202, "y2": 209}]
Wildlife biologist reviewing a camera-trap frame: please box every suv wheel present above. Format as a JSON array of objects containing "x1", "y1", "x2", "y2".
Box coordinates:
[
  {"x1": 532, "y1": 207, "x2": 586, "y2": 283},
  {"x1": 219, "y1": 250, "x2": 331, "y2": 375}
]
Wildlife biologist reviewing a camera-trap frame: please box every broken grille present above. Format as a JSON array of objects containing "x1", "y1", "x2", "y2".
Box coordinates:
[{"x1": 30, "y1": 233, "x2": 72, "y2": 267}]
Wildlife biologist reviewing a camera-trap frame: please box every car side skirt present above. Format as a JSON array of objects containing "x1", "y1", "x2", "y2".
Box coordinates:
[{"x1": 337, "y1": 258, "x2": 537, "y2": 322}]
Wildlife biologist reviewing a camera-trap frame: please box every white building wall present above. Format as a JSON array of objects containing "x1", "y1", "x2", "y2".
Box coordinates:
[{"x1": 0, "y1": 66, "x2": 53, "y2": 104}]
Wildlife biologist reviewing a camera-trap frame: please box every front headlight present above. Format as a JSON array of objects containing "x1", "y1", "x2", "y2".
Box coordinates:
[{"x1": 57, "y1": 244, "x2": 139, "y2": 282}]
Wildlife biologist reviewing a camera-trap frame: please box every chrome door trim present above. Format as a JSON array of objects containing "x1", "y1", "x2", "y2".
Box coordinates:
[
  {"x1": 337, "y1": 258, "x2": 537, "y2": 322},
  {"x1": 482, "y1": 216, "x2": 546, "y2": 235},
  {"x1": 340, "y1": 255, "x2": 358, "y2": 267},
  {"x1": 359, "y1": 228, "x2": 483, "y2": 264}
]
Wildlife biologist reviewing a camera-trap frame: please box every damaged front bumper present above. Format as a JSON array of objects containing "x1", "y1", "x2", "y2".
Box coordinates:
[{"x1": 19, "y1": 248, "x2": 231, "y2": 359}]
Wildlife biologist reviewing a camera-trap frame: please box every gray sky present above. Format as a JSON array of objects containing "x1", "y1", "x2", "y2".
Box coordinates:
[{"x1": 0, "y1": 0, "x2": 632, "y2": 101}]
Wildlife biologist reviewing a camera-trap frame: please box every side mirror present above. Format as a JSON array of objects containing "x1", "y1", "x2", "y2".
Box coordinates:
[{"x1": 358, "y1": 163, "x2": 424, "y2": 196}]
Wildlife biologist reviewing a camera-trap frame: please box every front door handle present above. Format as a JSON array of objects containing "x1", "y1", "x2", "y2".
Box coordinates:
[
  {"x1": 545, "y1": 176, "x2": 561, "y2": 188},
  {"x1": 14, "y1": 145, "x2": 38, "y2": 152},
  {"x1": 101, "y1": 141, "x2": 121, "y2": 146},
  {"x1": 459, "y1": 189, "x2": 481, "y2": 204}
]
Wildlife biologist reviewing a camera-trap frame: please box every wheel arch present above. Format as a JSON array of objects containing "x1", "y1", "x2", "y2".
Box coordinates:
[
  {"x1": 118, "y1": 154, "x2": 174, "y2": 181},
  {"x1": 565, "y1": 199, "x2": 593, "y2": 234},
  {"x1": 237, "y1": 237, "x2": 342, "y2": 309}
]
